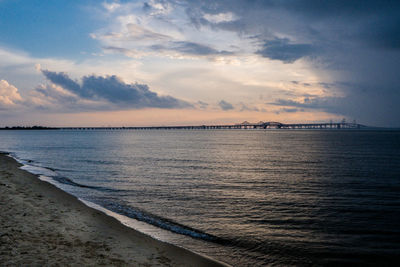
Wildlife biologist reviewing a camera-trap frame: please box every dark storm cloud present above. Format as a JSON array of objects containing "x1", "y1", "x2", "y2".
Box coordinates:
[
  {"x1": 186, "y1": 0, "x2": 400, "y2": 50},
  {"x1": 280, "y1": 0, "x2": 400, "y2": 24},
  {"x1": 256, "y1": 38, "x2": 313, "y2": 63},
  {"x1": 218, "y1": 100, "x2": 234, "y2": 110},
  {"x1": 182, "y1": 0, "x2": 400, "y2": 51},
  {"x1": 272, "y1": 89, "x2": 399, "y2": 127},
  {"x1": 41, "y1": 70, "x2": 191, "y2": 109},
  {"x1": 359, "y1": 16, "x2": 400, "y2": 50},
  {"x1": 173, "y1": 0, "x2": 400, "y2": 126}
]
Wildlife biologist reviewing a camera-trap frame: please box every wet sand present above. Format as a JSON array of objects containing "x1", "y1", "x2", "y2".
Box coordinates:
[{"x1": 0, "y1": 153, "x2": 228, "y2": 266}]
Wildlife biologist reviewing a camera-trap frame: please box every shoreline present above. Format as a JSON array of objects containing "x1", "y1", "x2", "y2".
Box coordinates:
[{"x1": 0, "y1": 152, "x2": 228, "y2": 266}]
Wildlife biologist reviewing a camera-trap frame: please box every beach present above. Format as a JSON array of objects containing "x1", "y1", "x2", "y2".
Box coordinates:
[{"x1": 0, "y1": 152, "x2": 227, "y2": 266}]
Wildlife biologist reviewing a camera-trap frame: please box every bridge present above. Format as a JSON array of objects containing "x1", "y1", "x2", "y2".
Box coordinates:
[{"x1": 59, "y1": 121, "x2": 366, "y2": 130}]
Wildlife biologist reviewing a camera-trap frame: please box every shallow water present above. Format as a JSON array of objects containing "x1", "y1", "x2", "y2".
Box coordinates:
[{"x1": 1, "y1": 129, "x2": 399, "y2": 266}]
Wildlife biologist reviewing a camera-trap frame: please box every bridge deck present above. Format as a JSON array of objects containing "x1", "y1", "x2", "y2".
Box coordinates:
[{"x1": 59, "y1": 122, "x2": 364, "y2": 130}]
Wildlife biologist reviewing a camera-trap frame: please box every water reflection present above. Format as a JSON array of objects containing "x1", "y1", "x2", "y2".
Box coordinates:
[{"x1": 0, "y1": 129, "x2": 399, "y2": 266}]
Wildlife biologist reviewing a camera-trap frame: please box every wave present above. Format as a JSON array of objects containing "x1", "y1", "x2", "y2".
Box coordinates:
[
  {"x1": 99, "y1": 201, "x2": 222, "y2": 242},
  {"x1": 50, "y1": 175, "x2": 101, "y2": 189},
  {"x1": 6, "y1": 153, "x2": 122, "y2": 192}
]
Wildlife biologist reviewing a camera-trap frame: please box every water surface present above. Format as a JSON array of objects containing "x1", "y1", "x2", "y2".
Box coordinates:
[{"x1": 1, "y1": 129, "x2": 399, "y2": 266}]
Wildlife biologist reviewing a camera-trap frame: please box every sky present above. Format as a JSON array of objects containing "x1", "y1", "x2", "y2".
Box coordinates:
[{"x1": 0, "y1": 0, "x2": 399, "y2": 127}]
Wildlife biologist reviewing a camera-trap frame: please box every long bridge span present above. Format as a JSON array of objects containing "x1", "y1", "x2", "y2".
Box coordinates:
[{"x1": 60, "y1": 122, "x2": 366, "y2": 130}]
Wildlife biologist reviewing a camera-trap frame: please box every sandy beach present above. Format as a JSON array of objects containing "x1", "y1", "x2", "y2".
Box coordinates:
[{"x1": 0, "y1": 152, "x2": 227, "y2": 266}]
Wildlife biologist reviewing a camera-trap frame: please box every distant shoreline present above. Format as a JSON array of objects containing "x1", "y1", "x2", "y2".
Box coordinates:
[
  {"x1": 0, "y1": 126, "x2": 58, "y2": 130},
  {"x1": 1, "y1": 121, "x2": 392, "y2": 130},
  {"x1": 0, "y1": 126, "x2": 394, "y2": 130}
]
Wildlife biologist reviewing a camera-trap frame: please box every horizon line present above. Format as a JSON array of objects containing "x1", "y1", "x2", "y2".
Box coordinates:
[{"x1": 0, "y1": 121, "x2": 392, "y2": 130}]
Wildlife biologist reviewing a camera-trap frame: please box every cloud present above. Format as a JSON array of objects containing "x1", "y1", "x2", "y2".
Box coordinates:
[
  {"x1": 2, "y1": 1, "x2": 400, "y2": 126},
  {"x1": 239, "y1": 103, "x2": 259, "y2": 112},
  {"x1": 172, "y1": 41, "x2": 232, "y2": 56},
  {"x1": 203, "y1": 12, "x2": 238, "y2": 24},
  {"x1": 176, "y1": 0, "x2": 400, "y2": 126},
  {"x1": 103, "y1": 42, "x2": 232, "y2": 58},
  {"x1": 196, "y1": 100, "x2": 209, "y2": 109},
  {"x1": 271, "y1": 97, "x2": 343, "y2": 115},
  {"x1": 103, "y1": 2, "x2": 121, "y2": 13},
  {"x1": 90, "y1": 24, "x2": 172, "y2": 47},
  {"x1": 281, "y1": 108, "x2": 302, "y2": 113},
  {"x1": 256, "y1": 38, "x2": 314, "y2": 63},
  {"x1": 142, "y1": 0, "x2": 172, "y2": 16},
  {"x1": 27, "y1": 83, "x2": 111, "y2": 112},
  {"x1": 95, "y1": 22, "x2": 234, "y2": 58},
  {"x1": 125, "y1": 23, "x2": 172, "y2": 42},
  {"x1": 41, "y1": 70, "x2": 191, "y2": 109},
  {"x1": 151, "y1": 41, "x2": 233, "y2": 56},
  {"x1": 0, "y1": 80, "x2": 22, "y2": 108},
  {"x1": 270, "y1": 89, "x2": 399, "y2": 127},
  {"x1": 28, "y1": 83, "x2": 76, "y2": 109},
  {"x1": 93, "y1": 2, "x2": 239, "y2": 60},
  {"x1": 102, "y1": 46, "x2": 140, "y2": 57},
  {"x1": 272, "y1": 97, "x2": 342, "y2": 111},
  {"x1": 218, "y1": 100, "x2": 234, "y2": 110},
  {"x1": 32, "y1": 83, "x2": 76, "y2": 103}
]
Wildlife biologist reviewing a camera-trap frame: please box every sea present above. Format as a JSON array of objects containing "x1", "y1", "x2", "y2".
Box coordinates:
[{"x1": 1, "y1": 129, "x2": 399, "y2": 266}]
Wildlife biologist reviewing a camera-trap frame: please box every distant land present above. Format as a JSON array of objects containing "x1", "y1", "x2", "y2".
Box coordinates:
[{"x1": 0, "y1": 126, "x2": 58, "y2": 130}]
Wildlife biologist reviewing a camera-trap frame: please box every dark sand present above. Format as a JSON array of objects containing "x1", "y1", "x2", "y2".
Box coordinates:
[{"x1": 0, "y1": 153, "x2": 228, "y2": 266}]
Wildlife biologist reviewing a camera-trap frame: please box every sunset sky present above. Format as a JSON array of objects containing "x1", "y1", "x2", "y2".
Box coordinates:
[{"x1": 0, "y1": 0, "x2": 399, "y2": 127}]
